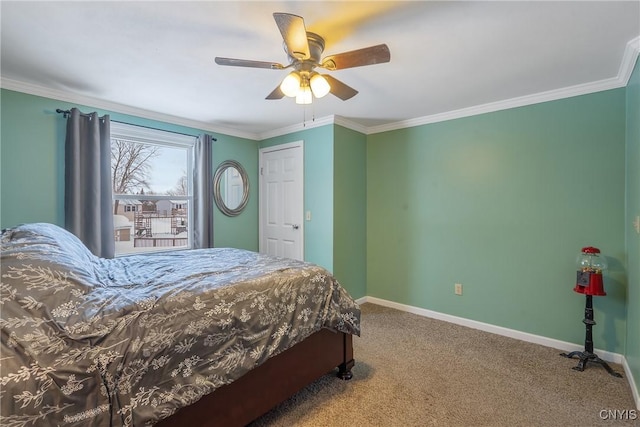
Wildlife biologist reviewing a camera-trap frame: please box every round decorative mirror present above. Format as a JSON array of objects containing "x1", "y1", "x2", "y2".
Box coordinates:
[{"x1": 213, "y1": 160, "x2": 250, "y2": 217}]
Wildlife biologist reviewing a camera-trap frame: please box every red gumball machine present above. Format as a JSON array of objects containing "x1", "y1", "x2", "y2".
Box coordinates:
[
  {"x1": 573, "y1": 246, "x2": 607, "y2": 296},
  {"x1": 561, "y1": 246, "x2": 622, "y2": 377}
]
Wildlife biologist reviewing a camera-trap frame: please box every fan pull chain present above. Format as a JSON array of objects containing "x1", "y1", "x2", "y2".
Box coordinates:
[{"x1": 301, "y1": 104, "x2": 316, "y2": 128}]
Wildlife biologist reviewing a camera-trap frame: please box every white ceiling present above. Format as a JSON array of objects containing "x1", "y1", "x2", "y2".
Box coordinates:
[{"x1": 2, "y1": 1, "x2": 639, "y2": 140}]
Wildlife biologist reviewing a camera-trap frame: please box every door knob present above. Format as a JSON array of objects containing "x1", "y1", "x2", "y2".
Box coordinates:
[{"x1": 292, "y1": 224, "x2": 299, "y2": 230}]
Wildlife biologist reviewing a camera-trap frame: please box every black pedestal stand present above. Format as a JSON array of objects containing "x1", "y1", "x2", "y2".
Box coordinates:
[{"x1": 560, "y1": 295, "x2": 622, "y2": 377}]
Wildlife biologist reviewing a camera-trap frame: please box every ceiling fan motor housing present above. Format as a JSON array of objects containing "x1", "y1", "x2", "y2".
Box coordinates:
[{"x1": 285, "y1": 32, "x2": 325, "y2": 74}]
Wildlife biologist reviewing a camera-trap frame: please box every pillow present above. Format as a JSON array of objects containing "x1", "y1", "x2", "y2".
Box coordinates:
[
  {"x1": 1, "y1": 222, "x2": 98, "y2": 278},
  {"x1": 2, "y1": 222, "x2": 95, "y2": 258},
  {"x1": 1, "y1": 223, "x2": 99, "y2": 334}
]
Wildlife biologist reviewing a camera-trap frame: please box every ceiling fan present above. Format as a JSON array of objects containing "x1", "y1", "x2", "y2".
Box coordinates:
[{"x1": 214, "y1": 12, "x2": 391, "y2": 104}]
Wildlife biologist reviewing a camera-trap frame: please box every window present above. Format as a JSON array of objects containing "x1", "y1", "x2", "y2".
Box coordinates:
[{"x1": 111, "y1": 122, "x2": 196, "y2": 256}]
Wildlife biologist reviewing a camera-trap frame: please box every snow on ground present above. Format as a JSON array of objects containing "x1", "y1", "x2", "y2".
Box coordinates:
[{"x1": 115, "y1": 217, "x2": 189, "y2": 256}]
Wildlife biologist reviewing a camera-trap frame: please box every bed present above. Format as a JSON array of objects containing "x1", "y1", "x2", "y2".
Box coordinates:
[{"x1": 0, "y1": 223, "x2": 360, "y2": 426}]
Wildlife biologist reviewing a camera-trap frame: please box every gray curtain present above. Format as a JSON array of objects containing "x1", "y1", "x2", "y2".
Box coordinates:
[
  {"x1": 192, "y1": 134, "x2": 214, "y2": 248},
  {"x1": 64, "y1": 108, "x2": 115, "y2": 258}
]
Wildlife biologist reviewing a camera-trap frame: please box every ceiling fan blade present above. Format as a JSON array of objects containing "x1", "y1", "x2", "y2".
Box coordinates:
[
  {"x1": 323, "y1": 75, "x2": 358, "y2": 100},
  {"x1": 215, "y1": 57, "x2": 284, "y2": 69},
  {"x1": 266, "y1": 85, "x2": 285, "y2": 100},
  {"x1": 273, "y1": 13, "x2": 310, "y2": 60},
  {"x1": 321, "y1": 44, "x2": 390, "y2": 70}
]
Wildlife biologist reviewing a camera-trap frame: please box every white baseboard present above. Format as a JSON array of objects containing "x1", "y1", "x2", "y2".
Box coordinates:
[
  {"x1": 357, "y1": 295, "x2": 639, "y2": 409},
  {"x1": 622, "y1": 357, "x2": 640, "y2": 410}
]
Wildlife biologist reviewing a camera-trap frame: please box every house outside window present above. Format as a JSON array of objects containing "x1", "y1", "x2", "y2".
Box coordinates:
[{"x1": 110, "y1": 122, "x2": 196, "y2": 256}]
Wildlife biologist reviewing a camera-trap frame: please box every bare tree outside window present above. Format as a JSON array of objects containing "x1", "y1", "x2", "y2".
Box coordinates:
[
  {"x1": 166, "y1": 173, "x2": 188, "y2": 196},
  {"x1": 111, "y1": 139, "x2": 160, "y2": 214}
]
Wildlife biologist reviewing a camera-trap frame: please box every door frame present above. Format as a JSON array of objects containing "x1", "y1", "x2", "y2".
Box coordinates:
[{"x1": 258, "y1": 141, "x2": 304, "y2": 259}]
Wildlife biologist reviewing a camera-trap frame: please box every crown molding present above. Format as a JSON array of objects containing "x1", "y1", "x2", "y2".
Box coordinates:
[
  {"x1": 257, "y1": 114, "x2": 335, "y2": 140},
  {"x1": 333, "y1": 115, "x2": 368, "y2": 134},
  {"x1": 619, "y1": 36, "x2": 640, "y2": 85},
  {"x1": 366, "y1": 76, "x2": 625, "y2": 135},
  {"x1": 257, "y1": 114, "x2": 368, "y2": 140},
  {"x1": 3, "y1": 35, "x2": 638, "y2": 140},
  {"x1": 0, "y1": 77, "x2": 261, "y2": 141},
  {"x1": 366, "y1": 36, "x2": 640, "y2": 135}
]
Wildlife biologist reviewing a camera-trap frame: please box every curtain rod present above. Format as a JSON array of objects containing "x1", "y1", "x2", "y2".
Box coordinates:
[{"x1": 55, "y1": 109, "x2": 216, "y2": 141}]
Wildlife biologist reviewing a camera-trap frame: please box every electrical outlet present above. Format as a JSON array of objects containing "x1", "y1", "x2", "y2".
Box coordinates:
[
  {"x1": 455, "y1": 283, "x2": 463, "y2": 296},
  {"x1": 634, "y1": 215, "x2": 640, "y2": 234}
]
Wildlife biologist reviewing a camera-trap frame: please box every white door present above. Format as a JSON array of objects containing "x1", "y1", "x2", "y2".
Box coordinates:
[{"x1": 259, "y1": 142, "x2": 304, "y2": 260}]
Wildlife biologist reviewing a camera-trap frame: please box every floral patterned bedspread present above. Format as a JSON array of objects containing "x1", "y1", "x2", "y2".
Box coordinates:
[{"x1": 0, "y1": 223, "x2": 360, "y2": 426}]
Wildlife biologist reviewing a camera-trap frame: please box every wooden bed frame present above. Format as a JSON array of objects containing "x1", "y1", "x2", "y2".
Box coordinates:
[{"x1": 155, "y1": 329, "x2": 354, "y2": 427}]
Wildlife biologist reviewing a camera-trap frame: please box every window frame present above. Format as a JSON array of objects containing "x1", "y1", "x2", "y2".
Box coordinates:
[{"x1": 110, "y1": 122, "x2": 196, "y2": 256}]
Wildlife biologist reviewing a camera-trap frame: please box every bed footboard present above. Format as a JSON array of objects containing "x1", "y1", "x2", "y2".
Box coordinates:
[{"x1": 155, "y1": 329, "x2": 354, "y2": 427}]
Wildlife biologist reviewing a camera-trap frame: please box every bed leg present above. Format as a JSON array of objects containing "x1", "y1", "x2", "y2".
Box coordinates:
[
  {"x1": 337, "y1": 359, "x2": 355, "y2": 380},
  {"x1": 337, "y1": 332, "x2": 355, "y2": 380}
]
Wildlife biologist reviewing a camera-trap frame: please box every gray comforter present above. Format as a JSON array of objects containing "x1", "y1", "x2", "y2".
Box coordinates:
[{"x1": 0, "y1": 223, "x2": 360, "y2": 426}]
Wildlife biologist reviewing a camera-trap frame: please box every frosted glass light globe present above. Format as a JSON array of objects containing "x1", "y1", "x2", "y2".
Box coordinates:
[
  {"x1": 310, "y1": 74, "x2": 330, "y2": 98},
  {"x1": 296, "y1": 86, "x2": 312, "y2": 104},
  {"x1": 280, "y1": 72, "x2": 301, "y2": 97}
]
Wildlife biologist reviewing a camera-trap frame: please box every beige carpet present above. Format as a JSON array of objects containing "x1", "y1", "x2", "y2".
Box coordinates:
[{"x1": 251, "y1": 303, "x2": 638, "y2": 427}]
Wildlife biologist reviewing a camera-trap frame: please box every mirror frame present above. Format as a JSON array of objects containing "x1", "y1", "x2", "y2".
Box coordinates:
[{"x1": 213, "y1": 160, "x2": 250, "y2": 217}]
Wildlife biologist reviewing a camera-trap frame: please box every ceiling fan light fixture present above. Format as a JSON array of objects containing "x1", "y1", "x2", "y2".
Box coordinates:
[
  {"x1": 217, "y1": 13, "x2": 391, "y2": 104},
  {"x1": 280, "y1": 71, "x2": 301, "y2": 97},
  {"x1": 310, "y1": 73, "x2": 330, "y2": 98}
]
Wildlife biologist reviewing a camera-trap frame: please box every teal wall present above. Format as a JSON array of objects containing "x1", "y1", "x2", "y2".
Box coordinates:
[
  {"x1": 367, "y1": 89, "x2": 627, "y2": 354},
  {"x1": 212, "y1": 138, "x2": 259, "y2": 250},
  {"x1": 2, "y1": 73, "x2": 637, "y2": 393},
  {"x1": 625, "y1": 58, "x2": 640, "y2": 398},
  {"x1": 334, "y1": 125, "x2": 367, "y2": 299},
  {"x1": 1, "y1": 89, "x2": 66, "y2": 227},
  {"x1": 260, "y1": 125, "x2": 334, "y2": 272},
  {"x1": 0, "y1": 89, "x2": 259, "y2": 250}
]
